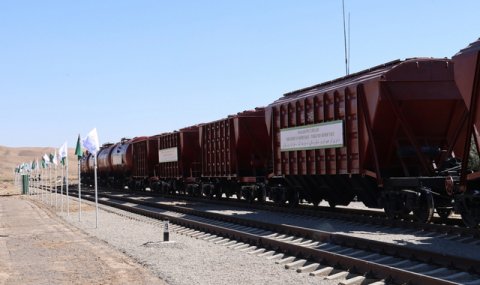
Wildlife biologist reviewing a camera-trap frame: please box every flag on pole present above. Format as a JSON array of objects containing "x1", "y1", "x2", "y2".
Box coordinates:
[
  {"x1": 21, "y1": 162, "x2": 30, "y2": 172},
  {"x1": 75, "y1": 134, "x2": 83, "y2": 159},
  {"x1": 43, "y1": 154, "x2": 50, "y2": 166},
  {"x1": 52, "y1": 151, "x2": 58, "y2": 166},
  {"x1": 76, "y1": 133, "x2": 83, "y2": 221},
  {"x1": 82, "y1": 128, "x2": 100, "y2": 155},
  {"x1": 59, "y1": 142, "x2": 68, "y2": 165},
  {"x1": 82, "y1": 128, "x2": 100, "y2": 228}
]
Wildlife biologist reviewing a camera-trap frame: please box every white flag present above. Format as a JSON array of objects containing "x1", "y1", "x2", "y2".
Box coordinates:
[
  {"x1": 52, "y1": 151, "x2": 58, "y2": 166},
  {"x1": 59, "y1": 142, "x2": 68, "y2": 159},
  {"x1": 43, "y1": 153, "x2": 50, "y2": 164},
  {"x1": 82, "y1": 128, "x2": 100, "y2": 155}
]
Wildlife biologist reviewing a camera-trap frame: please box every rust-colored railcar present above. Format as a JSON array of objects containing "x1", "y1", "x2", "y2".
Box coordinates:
[
  {"x1": 452, "y1": 39, "x2": 480, "y2": 227},
  {"x1": 199, "y1": 108, "x2": 271, "y2": 199},
  {"x1": 109, "y1": 137, "x2": 144, "y2": 188},
  {"x1": 155, "y1": 127, "x2": 201, "y2": 179},
  {"x1": 79, "y1": 153, "x2": 93, "y2": 184},
  {"x1": 80, "y1": 154, "x2": 90, "y2": 175},
  {"x1": 130, "y1": 134, "x2": 173, "y2": 190},
  {"x1": 147, "y1": 126, "x2": 201, "y2": 192},
  {"x1": 132, "y1": 137, "x2": 151, "y2": 182},
  {"x1": 266, "y1": 58, "x2": 466, "y2": 221},
  {"x1": 97, "y1": 143, "x2": 115, "y2": 183}
]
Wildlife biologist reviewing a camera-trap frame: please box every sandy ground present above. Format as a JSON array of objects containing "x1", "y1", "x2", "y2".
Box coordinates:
[{"x1": 0, "y1": 182, "x2": 167, "y2": 285}]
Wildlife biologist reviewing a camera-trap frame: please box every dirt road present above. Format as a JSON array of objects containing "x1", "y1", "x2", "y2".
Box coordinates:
[{"x1": 0, "y1": 188, "x2": 167, "y2": 285}]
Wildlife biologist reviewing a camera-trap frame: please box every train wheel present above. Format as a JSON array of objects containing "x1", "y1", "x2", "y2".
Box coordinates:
[
  {"x1": 257, "y1": 186, "x2": 266, "y2": 203},
  {"x1": 288, "y1": 191, "x2": 299, "y2": 207},
  {"x1": 460, "y1": 208, "x2": 479, "y2": 228},
  {"x1": 186, "y1": 185, "x2": 195, "y2": 197},
  {"x1": 412, "y1": 188, "x2": 434, "y2": 223},
  {"x1": 384, "y1": 197, "x2": 409, "y2": 220},
  {"x1": 457, "y1": 191, "x2": 480, "y2": 228},
  {"x1": 236, "y1": 190, "x2": 242, "y2": 200},
  {"x1": 214, "y1": 188, "x2": 223, "y2": 199},
  {"x1": 311, "y1": 198, "x2": 321, "y2": 207},
  {"x1": 246, "y1": 192, "x2": 255, "y2": 203},
  {"x1": 436, "y1": 208, "x2": 452, "y2": 220}
]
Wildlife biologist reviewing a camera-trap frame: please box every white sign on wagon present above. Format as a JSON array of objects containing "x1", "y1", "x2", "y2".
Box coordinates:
[
  {"x1": 159, "y1": 147, "x2": 178, "y2": 163},
  {"x1": 280, "y1": 120, "x2": 344, "y2": 151}
]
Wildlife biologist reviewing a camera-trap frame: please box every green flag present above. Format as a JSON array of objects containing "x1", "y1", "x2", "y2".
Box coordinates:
[{"x1": 75, "y1": 134, "x2": 83, "y2": 159}]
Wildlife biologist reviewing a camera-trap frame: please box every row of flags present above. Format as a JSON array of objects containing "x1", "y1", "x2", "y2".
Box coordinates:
[
  {"x1": 15, "y1": 128, "x2": 100, "y2": 174},
  {"x1": 15, "y1": 128, "x2": 101, "y2": 227}
]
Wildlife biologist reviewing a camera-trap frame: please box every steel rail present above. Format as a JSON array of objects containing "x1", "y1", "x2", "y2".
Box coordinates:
[{"x1": 69, "y1": 190, "x2": 479, "y2": 285}]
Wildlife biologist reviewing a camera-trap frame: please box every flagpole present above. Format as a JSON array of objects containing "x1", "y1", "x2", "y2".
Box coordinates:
[
  {"x1": 32, "y1": 168, "x2": 35, "y2": 196},
  {"x1": 66, "y1": 157, "x2": 69, "y2": 217},
  {"x1": 80, "y1": 128, "x2": 99, "y2": 227},
  {"x1": 30, "y1": 167, "x2": 32, "y2": 196},
  {"x1": 76, "y1": 134, "x2": 83, "y2": 222},
  {"x1": 48, "y1": 164, "x2": 51, "y2": 205},
  {"x1": 35, "y1": 165, "x2": 38, "y2": 198},
  {"x1": 28, "y1": 169, "x2": 31, "y2": 195},
  {"x1": 43, "y1": 165, "x2": 46, "y2": 203},
  {"x1": 60, "y1": 162, "x2": 64, "y2": 213},
  {"x1": 78, "y1": 158, "x2": 81, "y2": 221},
  {"x1": 44, "y1": 165, "x2": 46, "y2": 202},
  {"x1": 37, "y1": 166, "x2": 40, "y2": 198},
  {"x1": 29, "y1": 169, "x2": 32, "y2": 196},
  {"x1": 29, "y1": 172, "x2": 31, "y2": 195},
  {"x1": 94, "y1": 154, "x2": 98, "y2": 228},
  {"x1": 41, "y1": 166, "x2": 44, "y2": 202},
  {"x1": 49, "y1": 165, "x2": 52, "y2": 206},
  {"x1": 43, "y1": 165, "x2": 46, "y2": 202},
  {"x1": 55, "y1": 162, "x2": 58, "y2": 209}
]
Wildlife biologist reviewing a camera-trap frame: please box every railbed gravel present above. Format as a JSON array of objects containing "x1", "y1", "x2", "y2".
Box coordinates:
[
  {"x1": 51, "y1": 197, "x2": 339, "y2": 285},
  {"x1": 110, "y1": 193, "x2": 480, "y2": 261},
  {"x1": 170, "y1": 199, "x2": 480, "y2": 260}
]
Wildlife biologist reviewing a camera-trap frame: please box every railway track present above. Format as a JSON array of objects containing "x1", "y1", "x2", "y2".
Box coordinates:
[
  {"x1": 159, "y1": 191, "x2": 476, "y2": 236},
  {"x1": 90, "y1": 185, "x2": 480, "y2": 240},
  {"x1": 33, "y1": 184, "x2": 480, "y2": 243},
  {"x1": 35, "y1": 186, "x2": 480, "y2": 285}
]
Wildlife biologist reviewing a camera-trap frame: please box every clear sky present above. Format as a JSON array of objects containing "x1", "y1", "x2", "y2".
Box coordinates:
[{"x1": 1, "y1": 0, "x2": 479, "y2": 148}]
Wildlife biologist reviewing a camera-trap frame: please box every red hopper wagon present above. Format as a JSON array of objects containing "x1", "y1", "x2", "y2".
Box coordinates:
[{"x1": 266, "y1": 58, "x2": 466, "y2": 222}]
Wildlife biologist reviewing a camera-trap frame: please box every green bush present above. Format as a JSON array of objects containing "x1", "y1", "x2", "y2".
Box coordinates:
[{"x1": 469, "y1": 137, "x2": 480, "y2": 171}]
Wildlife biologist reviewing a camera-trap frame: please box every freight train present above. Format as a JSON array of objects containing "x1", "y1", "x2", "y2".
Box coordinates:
[{"x1": 81, "y1": 39, "x2": 480, "y2": 228}]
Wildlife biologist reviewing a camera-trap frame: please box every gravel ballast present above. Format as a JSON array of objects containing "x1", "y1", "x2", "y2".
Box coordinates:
[
  {"x1": 97, "y1": 192, "x2": 480, "y2": 261},
  {"x1": 38, "y1": 194, "x2": 340, "y2": 285}
]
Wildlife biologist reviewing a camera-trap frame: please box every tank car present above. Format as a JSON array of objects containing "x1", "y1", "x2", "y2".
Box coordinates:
[
  {"x1": 80, "y1": 137, "x2": 145, "y2": 189},
  {"x1": 266, "y1": 58, "x2": 466, "y2": 222},
  {"x1": 96, "y1": 143, "x2": 115, "y2": 186},
  {"x1": 79, "y1": 152, "x2": 93, "y2": 186},
  {"x1": 109, "y1": 137, "x2": 146, "y2": 189}
]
